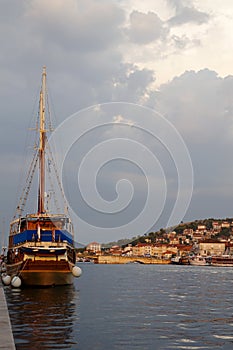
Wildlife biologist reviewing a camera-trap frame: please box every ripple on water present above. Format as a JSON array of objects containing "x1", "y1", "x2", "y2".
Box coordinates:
[{"x1": 4, "y1": 264, "x2": 233, "y2": 349}]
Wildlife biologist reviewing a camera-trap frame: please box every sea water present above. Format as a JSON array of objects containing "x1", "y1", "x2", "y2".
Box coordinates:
[{"x1": 5, "y1": 264, "x2": 233, "y2": 349}]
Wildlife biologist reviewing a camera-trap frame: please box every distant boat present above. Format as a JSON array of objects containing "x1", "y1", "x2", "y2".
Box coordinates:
[
  {"x1": 171, "y1": 256, "x2": 181, "y2": 264},
  {"x1": 211, "y1": 255, "x2": 233, "y2": 267},
  {"x1": 171, "y1": 255, "x2": 192, "y2": 265},
  {"x1": 189, "y1": 255, "x2": 210, "y2": 266},
  {"x1": 2, "y1": 67, "x2": 82, "y2": 287},
  {"x1": 211, "y1": 244, "x2": 233, "y2": 266},
  {"x1": 180, "y1": 255, "x2": 190, "y2": 265}
]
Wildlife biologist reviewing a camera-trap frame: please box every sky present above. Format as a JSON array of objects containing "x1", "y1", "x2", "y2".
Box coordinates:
[{"x1": 1, "y1": 0, "x2": 233, "y2": 244}]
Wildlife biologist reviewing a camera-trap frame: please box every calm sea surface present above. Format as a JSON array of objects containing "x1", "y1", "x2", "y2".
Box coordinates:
[{"x1": 4, "y1": 264, "x2": 233, "y2": 349}]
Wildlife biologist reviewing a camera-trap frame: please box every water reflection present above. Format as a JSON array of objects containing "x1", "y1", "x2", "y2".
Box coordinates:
[
  {"x1": 5, "y1": 285, "x2": 79, "y2": 349},
  {"x1": 5, "y1": 265, "x2": 233, "y2": 349}
]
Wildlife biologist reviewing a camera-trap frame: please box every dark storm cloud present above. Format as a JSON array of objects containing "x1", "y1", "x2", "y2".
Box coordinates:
[
  {"x1": 1, "y1": 0, "x2": 232, "y2": 243},
  {"x1": 26, "y1": 0, "x2": 125, "y2": 52},
  {"x1": 147, "y1": 69, "x2": 233, "y2": 221},
  {"x1": 111, "y1": 65, "x2": 155, "y2": 102},
  {"x1": 150, "y1": 69, "x2": 232, "y2": 141},
  {"x1": 0, "y1": 0, "x2": 155, "y2": 117},
  {"x1": 0, "y1": 0, "x2": 156, "y2": 231}
]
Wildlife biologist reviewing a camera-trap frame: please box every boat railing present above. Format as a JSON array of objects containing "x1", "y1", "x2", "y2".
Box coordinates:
[{"x1": 12, "y1": 229, "x2": 73, "y2": 246}]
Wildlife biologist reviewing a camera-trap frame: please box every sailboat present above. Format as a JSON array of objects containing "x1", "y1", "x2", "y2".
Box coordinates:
[{"x1": 2, "y1": 67, "x2": 82, "y2": 287}]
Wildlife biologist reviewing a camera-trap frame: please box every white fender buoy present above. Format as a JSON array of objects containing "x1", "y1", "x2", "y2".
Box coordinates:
[
  {"x1": 1, "y1": 263, "x2": 6, "y2": 273},
  {"x1": 11, "y1": 276, "x2": 21, "y2": 288},
  {"x1": 72, "y1": 266, "x2": 82, "y2": 278},
  {"x1": 2, "y1": 274, "x2": 11, "y2": 286}
]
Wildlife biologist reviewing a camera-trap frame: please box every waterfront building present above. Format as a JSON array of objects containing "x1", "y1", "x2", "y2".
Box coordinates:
[
  {"x1": 109, "y1": 245, "x2": 123, "y2": 256},
  {"x1": 132, "y1": 243, "x2": 153, "y2": 256},
  {"x1": 198, "y1": 240, "x2": 225, "y2": 256}
]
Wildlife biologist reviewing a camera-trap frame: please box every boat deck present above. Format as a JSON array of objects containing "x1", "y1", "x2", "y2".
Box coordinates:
[{"x1": 0, "y1": 284, "x2": 15, "y2": 349}]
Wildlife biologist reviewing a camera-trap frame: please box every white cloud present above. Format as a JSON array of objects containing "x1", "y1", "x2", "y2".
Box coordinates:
[{"x1": 113, "y1": 114, "x2": 134, "y2": 126}]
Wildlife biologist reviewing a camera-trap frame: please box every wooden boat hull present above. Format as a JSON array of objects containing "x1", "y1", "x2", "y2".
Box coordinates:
[
  {"x1": 189, "y1": 256, "x2": 210, "y2": 266},
  {"x1": 20, "y1": 270, "x2": 73, "y2": 286},
  {"x1": 6, "y1": 259, "x2": 74, "y2": 286},
  {"x1": 189, "y1": 260, "x2": 209, "y2": 266},
  {"x1": 212, "y1": 263, "x2": 233, "y2": 267}
]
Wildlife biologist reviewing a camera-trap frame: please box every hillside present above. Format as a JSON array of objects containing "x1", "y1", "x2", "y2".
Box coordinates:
[{"x1": 103, "y1": 217, "x2": 233, "y2": 247}]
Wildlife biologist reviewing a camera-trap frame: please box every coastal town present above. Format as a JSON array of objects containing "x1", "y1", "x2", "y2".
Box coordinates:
[{"x1": 79, "y1": 218, "x2": 233, "y2": 266}]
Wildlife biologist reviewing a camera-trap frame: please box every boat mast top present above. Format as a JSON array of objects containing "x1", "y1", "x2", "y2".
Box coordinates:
[{"x1": 38, "y1": 66, "x2": 46, "y2": 214}]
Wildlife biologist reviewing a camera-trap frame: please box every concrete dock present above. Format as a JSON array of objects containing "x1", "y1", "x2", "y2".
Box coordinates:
[
  {"x1": 90, "y1": 255, "x2": 172, "y2": 264},
  {"x1": 0, "y1": 284, "x2": 15, "y2": 349}
]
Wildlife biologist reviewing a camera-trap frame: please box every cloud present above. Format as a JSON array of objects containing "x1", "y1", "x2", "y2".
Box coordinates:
[
  {"x1": 111, "y1": 65, "x2": 155, "y2": 103},
  {"x1": 25, "y1": 0, "x2": 125, "y2": 51},
  {"x1": 1, "y1": 0, "x2": 233, "y2": 242},
  {"x1": 0, "y1": 1, "x2": 157, "y2": 234},
  {"x1": 122, "y1": 2, "x2": 210, "y2": 71},
  {"x1": 169, "y1": 6, "x2": 209, "y2": 26},
  {"x1": 167, "y1": 0, "x2": 210, "y2": 26},
  {"x1": 0, "y1": 1, "x2": 156, "y2": 119},
  {"x1": 113, "y1": 114, "x2": 134, "y2": 126},
  {"x1": 146, "y1": 69, "x2": 233, "y2": 222},
  {"x1": 127, "y1": 10, "x2": 169, "y2": 44},
  {"x1": 166, "y1": 0, "x2": 192, "y2": 13},
  {"x1": 171, "y1": 34, "x2": 201, "y2": 50},
  {"x1": 149, "y1": 69, "x2": 233, "y2": 140}
]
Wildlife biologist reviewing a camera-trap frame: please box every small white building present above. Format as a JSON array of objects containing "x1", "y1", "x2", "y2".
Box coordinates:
[
  {"x1": 221, "y1": 221, "x2": 230, "y2": 228},
  {"x1": 86, "y1": 242, "x2": 102, "y2": 253},
  {"x1": 197, "y1": 225, "x2": 206, "y2": 232}
]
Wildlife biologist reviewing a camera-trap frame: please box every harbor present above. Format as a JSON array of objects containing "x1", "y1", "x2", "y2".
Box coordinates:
[{"x1": 1, "y1": 1, "x2": 233, "y2": 349}]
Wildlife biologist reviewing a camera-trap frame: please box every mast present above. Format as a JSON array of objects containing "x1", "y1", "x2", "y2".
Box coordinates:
[{"x1": 38, "y1": 66, "x2": 46, "y2": 214}]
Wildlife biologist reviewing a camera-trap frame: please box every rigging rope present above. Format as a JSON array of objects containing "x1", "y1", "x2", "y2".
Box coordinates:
[
  {"x1": 46, "y1": 139, "x2": 70, "y2": 216},
  {"x1": 14, "y1": 149, "x2": 39, "y2": 218}
]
